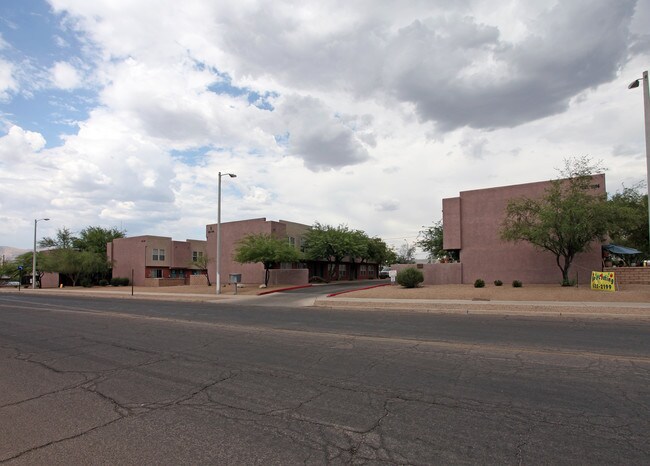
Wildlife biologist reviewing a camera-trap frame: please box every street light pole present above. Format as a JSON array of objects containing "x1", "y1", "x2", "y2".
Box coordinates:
[
  {"x1": 32, "y1": 218, "x2": 50, "y2": 289},
  {"x1": 628, "y1": 70, "x2": 650, "y2": 253},
  {"x1": 216, "y1": 172, "x2": 237, "y2": 294}
]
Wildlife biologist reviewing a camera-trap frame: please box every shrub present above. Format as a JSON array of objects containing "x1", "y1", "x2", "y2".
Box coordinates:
[
  {"x1": 474, "y1": 278, "x2": 485, "y2": 288},
  {"x1": 494, "y1": 279, "x2": 503, "y2": 286},
  {"x1": 80, "y1": 278, "x2": 92, "y2": 288},
  {"x1": 396, "y1": 268, "x2": 424, "y2": 288},
  {"x1": 561, "y1": 279, "x2": 576, "y2": 287},
  {"x1": 111, "y1": 277, "x2": 130, "y2": 286},
  {"x1": 512, "y1": 280, "x2": 523, "y2": 288},
  {"x1": 98, "y1": 279, "x2": 109, "y2": 287},
  {"x1": 309, "y1": 276, "x2": 329, "y2": 284}
]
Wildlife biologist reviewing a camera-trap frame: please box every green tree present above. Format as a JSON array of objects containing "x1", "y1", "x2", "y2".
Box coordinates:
[
  {"x1": 366, "y1": 236, "x2": 395, "y2": 267},
  {"x1": 74, "y1": 226, "x2": 126, "y2": 255},
  {"x1": 303, "y1": 223, "x2": 367, "y2": 280},
  {"x1": 607, "y1": 182, "x2": 649, "y2": 257},
  {"x1": 38, "y1": 227, "x2": 76, "y2": 249},
  {"x1": 234, "y1": 233, "x2": 301, "y2": 286},
  {"x1": 191, "y1": 253, "x2": 212, "y2": 286},
  {"x1": 501, "y1": 156, "x2": 613, "y2": 286},
  {"x1": 40, "y1": 249, "x2": 108, "y2": 287}
]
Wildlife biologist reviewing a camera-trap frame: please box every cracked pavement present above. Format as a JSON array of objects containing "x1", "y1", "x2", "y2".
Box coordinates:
[{"x1": 0, "y1": 293, "x2": 649, "y2": 464}]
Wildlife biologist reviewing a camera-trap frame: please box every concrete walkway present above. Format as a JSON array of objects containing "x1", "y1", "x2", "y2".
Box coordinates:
[{"x1": 4, "y1": 287, "x2": 650, "y2": 318}]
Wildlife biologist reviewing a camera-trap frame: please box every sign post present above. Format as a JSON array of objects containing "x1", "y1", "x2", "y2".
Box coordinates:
[{"x1": 17, "y1": 266, "x2": 23, "y2": 291}]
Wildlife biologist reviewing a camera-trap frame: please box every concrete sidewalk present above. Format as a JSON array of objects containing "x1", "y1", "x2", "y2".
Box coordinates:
[{"x1": 314, "y1": 296, "x2": 650, "y2": 318}]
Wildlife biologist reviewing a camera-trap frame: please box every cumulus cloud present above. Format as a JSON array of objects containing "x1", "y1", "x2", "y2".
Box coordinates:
[
  {"x1": 50, "y1": 61, "x2": 82, "y2": 90},
  {"x1": 0, "y1": 125, "x2": 46, "y2": 162},
  {"x1": 276, "y1": 94, "x2": 371, "y2": 171}
]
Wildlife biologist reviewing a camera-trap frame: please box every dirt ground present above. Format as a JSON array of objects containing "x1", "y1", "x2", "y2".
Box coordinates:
[
  {"x1": 40, "y1": 281, "x2": 650, "y2": 302},
  {"x1": 342, "y1": 282, "x2": 650, "y2": 302}
]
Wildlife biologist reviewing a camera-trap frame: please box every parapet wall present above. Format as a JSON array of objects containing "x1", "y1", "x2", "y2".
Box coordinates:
[
  {"x1": 392, "y1": 263, "x2": 462, "y2": 285},
  {"x1": 603, "y1": 267, "x2": 650, "y2": 285}
]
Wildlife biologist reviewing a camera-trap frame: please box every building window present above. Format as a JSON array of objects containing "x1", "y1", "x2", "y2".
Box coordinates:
[
  {"x1": 300, "y1": 237, "x2": 306, "y2": 253},
  {"x1": 159, "y1": 249, "x2": 165, "y2": 261},
  {"x1": 152, "y1": 248, "x2": 159, "y2": 261},
  {"x1": 338, "y1": 264, "x2": 346, "y2": 279},
  {"x1": 280, "y1": 262, "x2": 293, "y2": 269},
  {"x1": 192, "y1": 251, "x2": 204, "y2": 262},
  {"x1": 288, "y1": 236, "x2": 295, "y2": 247},
  {"x1": 150, "y1": 269, "x2": 163, "y2": 278}
]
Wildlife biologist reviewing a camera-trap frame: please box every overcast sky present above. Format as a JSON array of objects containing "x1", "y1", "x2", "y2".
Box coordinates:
[{"x1": 1, "y1": 0, "x2": 649, "y2": 253}]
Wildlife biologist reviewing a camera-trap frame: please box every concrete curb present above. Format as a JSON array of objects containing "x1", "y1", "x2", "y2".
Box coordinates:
[
  {"x1": 314, "y1": 297, "x2": 650, "y2": 319},
  {"x1": 257, "y1": 284, "x2": 313, "y2": 295}
]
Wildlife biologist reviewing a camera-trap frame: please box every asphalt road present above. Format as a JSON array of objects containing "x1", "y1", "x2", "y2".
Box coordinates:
[{"x1": 0, "y1": 293, "x2": 648, "y2": 464}]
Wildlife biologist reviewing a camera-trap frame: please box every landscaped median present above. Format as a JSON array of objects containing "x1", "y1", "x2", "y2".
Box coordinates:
[{"x1": 314, "y1": 283, "x2": 650, "y2": 318}]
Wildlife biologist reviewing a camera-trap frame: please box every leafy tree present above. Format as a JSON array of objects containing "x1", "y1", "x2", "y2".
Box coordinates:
[
  {"x1": 366, "y1": 236, "x2": 396, "y2": 267},
  {"x1": 501, "y1": 156, "x2": 613, "y2": 286},
  {"x1": 395, "y1": 241, "x2": 416, "y2": 264},
  {"x1": 607, "y1": 182, "x2": 649, "y2": 257},
  {"x1": 303, "y1": 223, "x2": 367, "y2": 280},
  {"x1": 39, "y1": 227, "x2": 76, "y2": 249},
  {"x1": 40, "y1": 249, "x2": 108, "y2": 287},
  {"x1": 417, "y1": 221, "x2": 459, "y2": 262},
  {"x1": 234, "y1": 233, "x2": 301, "y2": 286},
  {"x1": 191, "y1": 253, "x2": 212, "y2": 286},
  {"x1": 37, "y1": 226, "x2": 122, "y2": 286},
  {"x1": 74, "y1": 226, "x2": 126, "y2": 255}
]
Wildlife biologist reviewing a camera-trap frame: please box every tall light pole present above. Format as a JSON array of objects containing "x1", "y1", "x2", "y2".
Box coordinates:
[
  {"x1": 33, "y1": 218, "x2": 50, "y2": 289},
  {"x1": 628, "y1": 70, "x2": 650, "y2": 252},
  {"x1": 217, "y1": 171, "x2": 237, "y2": 294}
]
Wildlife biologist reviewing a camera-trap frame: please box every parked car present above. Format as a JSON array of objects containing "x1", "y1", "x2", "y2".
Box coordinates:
[
  {"x1": 379, "y1": 267, "x2": 392, "y2": 279},
  {"x1": 1, "y1": 281, "x2": 20, "y2": 287}
]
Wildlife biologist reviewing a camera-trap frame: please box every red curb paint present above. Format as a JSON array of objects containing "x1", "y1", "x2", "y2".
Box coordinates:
[
  {"x1": 257, "y1": 284, "x2": 313, "y2": 295},
  {"x1": 327, "y1": 283, "x2": 392, "y2": 297}
]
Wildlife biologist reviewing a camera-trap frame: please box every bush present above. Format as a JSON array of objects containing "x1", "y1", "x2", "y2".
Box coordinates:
[
  {"x1": 396, "y1": 268, "x2": 424, "y2": 288},
  {"x1": 474, "y1": 278, "x2": 485, "y2": 288},
  {"x1": 111, "y1": 277, "x2": 130, "y2": 286},
  {"x1": 80, "y1": 278, "x2": 92, "y2": 288},
  {"x1": 512, "y1": 280, "x2": 523, "y2": 288},
  {"x1": 98, "y1": 279, "x2": 109, "y2": 287},
  {"x1": 494, "y1": 279, "x2": 503, "y2": 286},
  {"x1": 309, "y1": 276, "x2": 329, "y2": 284}
]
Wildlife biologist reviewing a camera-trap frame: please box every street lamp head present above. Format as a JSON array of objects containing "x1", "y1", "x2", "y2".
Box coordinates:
[
  {"x1": 228, "y1": 173, "x2": 237, "y2": 178},
  {"x1": 44, "y1": 218, "x2": 50, "y2": 221},
  {"x1": 628, "y1": 79, "x2": 640, "y2": 89}
]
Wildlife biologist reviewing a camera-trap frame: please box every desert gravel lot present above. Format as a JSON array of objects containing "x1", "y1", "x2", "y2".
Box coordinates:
[{"x1": 339, "y1": 282, "x2": 650, "y2": 302}]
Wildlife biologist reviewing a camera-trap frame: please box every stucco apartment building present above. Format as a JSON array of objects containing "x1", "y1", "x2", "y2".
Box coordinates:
[
  {"x1": 442, "y1": 174, "x2": 606, "y2": 285},
  {"x1": 205, "y1": 217, "x2": 379, "y2": 286},
  {"x1": 107, "y1": 236, "x2": 208, "y2": 286},
  {"x1": 106, "y1": 218, "x2": 381, "y2": 288}
]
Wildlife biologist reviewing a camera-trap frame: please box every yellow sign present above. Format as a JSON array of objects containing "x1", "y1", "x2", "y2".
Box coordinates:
[{"x1": 591, "y1": 271, "x2": 616, "y2": 292}]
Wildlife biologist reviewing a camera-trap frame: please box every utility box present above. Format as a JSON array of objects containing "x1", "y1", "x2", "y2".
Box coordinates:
[{"x1": 229, "y1": 274, "x2": 241, "y2": 284}]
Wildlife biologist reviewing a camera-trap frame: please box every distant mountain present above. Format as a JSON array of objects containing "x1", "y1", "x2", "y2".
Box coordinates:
[{"x1": 0, "y1": 246, "x2": 30, "y2": 262}]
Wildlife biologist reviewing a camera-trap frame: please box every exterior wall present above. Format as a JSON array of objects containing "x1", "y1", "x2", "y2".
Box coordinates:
[
  {"x1": 443, "y1": 174, "x2": 606, "y2": 285},
  {"x1": 392, "y1": 263, "x2": 462, "y2": 285},
  {"x1": 268, "y1": 268, "x2": 309, "y2": 286},
  {"x1": 280, "y1": 219, "x2": 310, "y2": 253},
  {"x1": 604, "y1": 266, "x2": 650, "y2": 285},
  {"x1": 442, "y1": 197, "x2": 462, "y2": 250},
  {"x1": 206, "y1": 218, "x2": 286, "y2": 285},
  {"x1": 144, "y1": 278, "x2": 186, "y2": 287},
  {"x1": 189, "y1": 274, "x2": 209, "y2": 286},
  {"x1": 109, "y1": 235, "x2": 207, "y2": 287},
  {"x1": 41, "y1": 272, "x2": 60, "y2": 288}
]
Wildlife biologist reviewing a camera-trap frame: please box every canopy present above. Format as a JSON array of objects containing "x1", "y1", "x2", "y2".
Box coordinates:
[{"x1": 603, "y1": 244, "x2": 642, "y2": 255}]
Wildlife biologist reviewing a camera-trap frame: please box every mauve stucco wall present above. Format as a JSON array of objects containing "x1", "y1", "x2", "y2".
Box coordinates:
[
  {"x1": 269, "y1": 268, "x2": 309, "y2": 286},
  {"x1": 110, "y1": 236, "x2": 150, "y2": 286},
  {"x1": 442, "y1": 197, "x2": 462, "y2": 250},
  {"x1": 206, "y1": 218, "x2": 287, "y2": 285},
  {"x1": 453, "y1": 174, "x2": 605, "y2": 284},
  {"x1": 392, "y1": 263, "x2": 462, "y2": 285}
]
